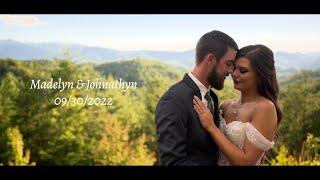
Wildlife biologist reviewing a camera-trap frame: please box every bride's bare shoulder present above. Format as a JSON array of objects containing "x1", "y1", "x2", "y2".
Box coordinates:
[
  {"x1": 251, "y1": 98, "x2": 278, "y2": 140},
  {"x1": 255, "y1": 98, "x2": 277, "y2": 115}
]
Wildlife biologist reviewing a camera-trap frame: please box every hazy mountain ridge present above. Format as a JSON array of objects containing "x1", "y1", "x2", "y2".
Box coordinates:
[{"x1": 1, "y1": 39, "x2": 320, "y2": 76}]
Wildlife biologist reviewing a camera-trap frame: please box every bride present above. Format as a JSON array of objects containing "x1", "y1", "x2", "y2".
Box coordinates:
[{"x1": 193, "y1": 44, "x2": 282, "y2": 165}]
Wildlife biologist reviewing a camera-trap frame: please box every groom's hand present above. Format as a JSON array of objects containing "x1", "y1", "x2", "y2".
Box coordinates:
[{"x1": 193, "y1": 96, "x2": 215, "y2": 131}]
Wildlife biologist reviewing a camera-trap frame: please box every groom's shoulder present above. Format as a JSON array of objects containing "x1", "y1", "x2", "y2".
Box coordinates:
[
  {"x1": 159, "y1": 80, "x2": 193, "y2": 103},
  {"x1": 168, "y1": 80, "x2": 193, "y2": 96}
]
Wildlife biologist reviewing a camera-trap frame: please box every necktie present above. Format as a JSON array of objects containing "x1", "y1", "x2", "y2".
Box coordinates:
[
  {"x1": 204, "y1": 91, "x2": 219, "y2": 127},
  {"x1": 204, "y1": 91, "x2": 214, "y2": 114}
]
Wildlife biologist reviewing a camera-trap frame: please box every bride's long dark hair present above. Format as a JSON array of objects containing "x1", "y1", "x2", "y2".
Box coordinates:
[
  {"x1": 236, "y1": 45, "x2": 282, "y2": 164},
  {"x1": 236, "y1": 44, "x2": 282, "y2": 125}
]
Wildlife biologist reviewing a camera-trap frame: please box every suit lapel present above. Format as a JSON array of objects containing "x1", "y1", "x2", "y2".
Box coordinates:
[
  {"x1": 182, "y1": 73, "x2": 202, "y2": 100},
  {"x1": 183, "y1": 73, "x2": 220, "y2": 127}
]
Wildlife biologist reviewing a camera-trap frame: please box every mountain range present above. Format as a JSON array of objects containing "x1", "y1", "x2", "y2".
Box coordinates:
[{"x1": 1, "y1": 39, "x2": 320, "y2": 76}]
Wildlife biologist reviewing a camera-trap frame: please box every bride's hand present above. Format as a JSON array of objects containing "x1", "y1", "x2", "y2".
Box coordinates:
[{"x1": 193, "y1": 96, "x2": 216, "y2": 131}]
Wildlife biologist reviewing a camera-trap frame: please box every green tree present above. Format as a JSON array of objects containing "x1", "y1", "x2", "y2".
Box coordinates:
[
  {"x1": 91, "y1": 116, "x2": 155, "y2": 165},
  {"x1": 0, "y1": 127, "x2": 35, "y2": 165},
  {"x1": 279, "y1": 71, "x2": 320, "y2": 156}
]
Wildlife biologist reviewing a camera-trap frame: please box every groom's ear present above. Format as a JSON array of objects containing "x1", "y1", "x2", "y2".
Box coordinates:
[{"x1": 205, "y1": 53, "x2": 217, "y2": 66}]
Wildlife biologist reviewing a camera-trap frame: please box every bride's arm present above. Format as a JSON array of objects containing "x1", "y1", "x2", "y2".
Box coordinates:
[{"x1": 193, "y1": 96, "x2": 277, "y2": 165}]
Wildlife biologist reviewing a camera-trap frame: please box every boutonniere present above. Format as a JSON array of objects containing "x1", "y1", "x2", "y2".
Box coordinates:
[{"x1": 219, "y1": 108, "x2": 224, "y2": 118}]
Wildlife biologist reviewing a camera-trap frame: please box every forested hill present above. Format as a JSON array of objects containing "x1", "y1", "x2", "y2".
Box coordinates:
[
  {"x1": 279, "y1": 68, "x2": 320, "y2": 86},
  {"x1": 95, "y1": 58, "x2": 186, "y2": 87},
  {"x1": 0, "y1": 58, "x2": 184, "y2": 165},
  {"x1": 0, "y1": 58, "x2": 319, "y2": 165}
]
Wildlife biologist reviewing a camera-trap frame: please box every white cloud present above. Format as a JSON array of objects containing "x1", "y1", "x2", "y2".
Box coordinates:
[{"x1": 0, "y1": 14, "x2": 40, "y2": 25}]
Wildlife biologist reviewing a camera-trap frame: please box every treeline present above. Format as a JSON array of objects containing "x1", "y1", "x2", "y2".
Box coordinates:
[
  {"x1": 0, "y1": 58, "x2": 183, "y2": 165},
  {"x1": 274, "y1": 69, "x2": 320, "y2": 165},
  {"x1": 0, "y1": 58, "x2": 319, "y2": 165}
]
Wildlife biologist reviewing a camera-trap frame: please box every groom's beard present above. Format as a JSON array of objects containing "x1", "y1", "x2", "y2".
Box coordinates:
[{"x1": 208, "y1": 64, "x2": 224, "y2": 90}]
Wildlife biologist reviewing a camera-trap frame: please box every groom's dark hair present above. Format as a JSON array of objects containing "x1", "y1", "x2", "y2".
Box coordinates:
[{"x1": 196, "y1": 30, "x2": 238, "y2": 65}]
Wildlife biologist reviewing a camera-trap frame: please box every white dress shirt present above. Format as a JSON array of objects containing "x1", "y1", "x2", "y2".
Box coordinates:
[{"x1": 188, "y1": 72, "x2": 212, "y2": 109}]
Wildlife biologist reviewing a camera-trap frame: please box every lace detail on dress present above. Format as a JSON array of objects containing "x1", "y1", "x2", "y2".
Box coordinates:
[
  {"x1": 217, "y1": 114, "x2": 274, "y2": 166},
  {"x1": 245, "y1": 123, "x2": 274, "y2": 151}
]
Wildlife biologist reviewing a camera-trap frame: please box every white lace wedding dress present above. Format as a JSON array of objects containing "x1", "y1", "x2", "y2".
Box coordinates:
[{"x1": 217, "y1": 116, "x2": 275, "y2": 166}]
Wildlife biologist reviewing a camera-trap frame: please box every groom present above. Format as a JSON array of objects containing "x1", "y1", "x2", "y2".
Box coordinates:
[{"x1": 155, "y1": 30, "x2": 238, "y2": 165}]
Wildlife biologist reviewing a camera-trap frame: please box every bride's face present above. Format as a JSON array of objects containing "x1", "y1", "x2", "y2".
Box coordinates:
[{"x1": 231, "y1": 57, "x2": 257, "y2": 92}]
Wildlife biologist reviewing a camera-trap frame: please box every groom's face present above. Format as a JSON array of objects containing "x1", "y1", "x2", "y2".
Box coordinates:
[{"x1": 207, "y1": 47, "x2": 236, "y2": 90}]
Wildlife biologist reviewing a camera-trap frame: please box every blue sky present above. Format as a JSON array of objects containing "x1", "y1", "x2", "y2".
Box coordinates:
[{"x1": 0, "y1": 15, "x2": 320, "y2": 53}]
